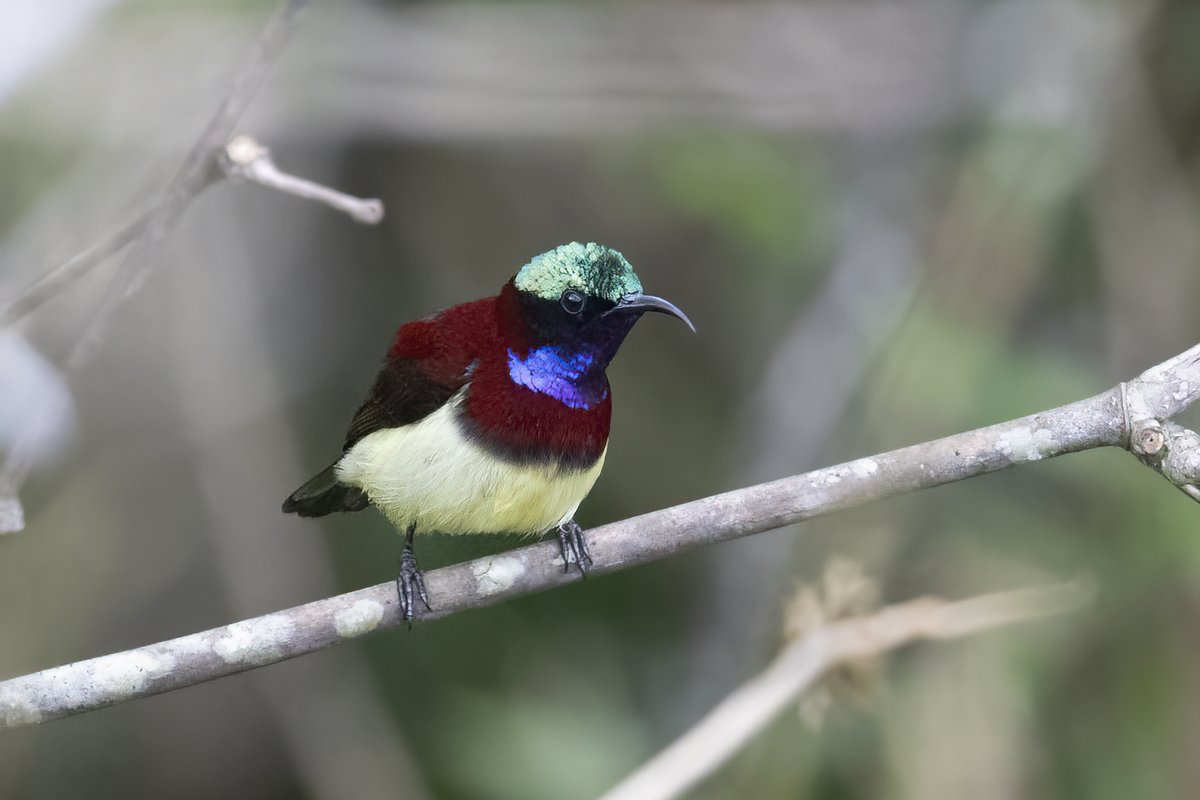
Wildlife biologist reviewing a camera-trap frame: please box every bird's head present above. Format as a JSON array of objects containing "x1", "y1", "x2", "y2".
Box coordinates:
[{"x1": 510, "y1": 242, "x2": 693, "y2": 361}]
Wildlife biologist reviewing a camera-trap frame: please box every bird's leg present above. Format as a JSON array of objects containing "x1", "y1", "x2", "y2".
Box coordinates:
[
  {"x1": 396, "y1": 522, "x2": 430, "y2": 628},
  {"x1": 556, "y1": 518, "x2": 593, "y2": 575}
]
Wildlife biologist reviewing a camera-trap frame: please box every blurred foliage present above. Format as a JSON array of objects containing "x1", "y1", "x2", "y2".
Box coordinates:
[{"x1": 5, "y1": 1, "x2": 1200, "y2": 799}]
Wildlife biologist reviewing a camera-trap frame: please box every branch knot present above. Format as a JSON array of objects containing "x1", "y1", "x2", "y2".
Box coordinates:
[{"x1": 1130, "y1": 418, "x2": 1165, "y2": 457}]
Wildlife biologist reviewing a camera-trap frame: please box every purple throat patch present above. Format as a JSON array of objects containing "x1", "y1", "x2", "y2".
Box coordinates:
[{"x1": 507, "y1": 346, "x2": 608, "y2": 409}]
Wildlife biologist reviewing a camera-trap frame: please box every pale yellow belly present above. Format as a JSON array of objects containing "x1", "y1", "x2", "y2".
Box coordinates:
[{"x1": 334, "y1": 393, "x2": 606, "y2": 536}]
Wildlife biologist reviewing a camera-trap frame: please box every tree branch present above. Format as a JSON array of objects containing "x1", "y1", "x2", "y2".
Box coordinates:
[
  {"x1": 220, "y1": 135, "x2": 384, "y2": 224},
  {"x1": 597, "y1": 579, "x2": 1093, "y2": 800},
  {"x1": 0, "y1": 209, "x2": 151, "y2": 329},
  {"x1": 0, "y1": 0, "x2": 312, "y2": 333},
  {"x1": 2, "y1": 342, "x2": 1200, "y2": 729},
  {"x1": 0, "y1": 135, "x2": 382, "y2": 331},
  {"x1": 0, "y1": 0, "x2": 312, "y2": 534},
  {"x1": 0, "y1": 0, "x2": 377, "y2": 534}
]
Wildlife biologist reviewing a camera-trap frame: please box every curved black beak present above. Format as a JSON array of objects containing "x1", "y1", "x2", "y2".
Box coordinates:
[{"x1": 606, "y1": 292, "x2": 696, "y2": 332}]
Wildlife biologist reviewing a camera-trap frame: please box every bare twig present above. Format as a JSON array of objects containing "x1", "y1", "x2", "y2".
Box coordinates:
[
  {"x1": 0, "y1": 209, "x2": 151, "y2": 328},
  {"x1": 598, "y1": 580, "x2": 1092, "y2": 800},
  {"x1": 221, "y1": 136, "x2": 384, "y2": 224},
  {"x1": 63, "y1": 0, "x2": 311, "y2": 368},
  {"x1": 0, "y1": 0, "x2": 311, "y2": 533},
  {"x1": 164, "y1": 256, "x2": 425, "y2": 798},
  {"x1": 0, "y1": 134, "x2": 382, "y2": 331},
  {"x1": 0, "y1": 0, "x2": 311, "y2": 336},
  {"x1": 1, "y1": 340, "x2": 1199, "y2": 727},
  {"x1": 674, "y1": 135, "x2": 929, "y2": 725}
]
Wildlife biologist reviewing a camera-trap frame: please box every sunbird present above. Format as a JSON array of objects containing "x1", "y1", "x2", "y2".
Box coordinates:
[{"x1": 283, "y1": 242, "x2": 693, "y2": 622}]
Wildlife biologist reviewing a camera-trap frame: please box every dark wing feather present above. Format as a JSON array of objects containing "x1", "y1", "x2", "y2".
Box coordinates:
[
  {"x1": 282, "y1": 465, "x2": 370, "y2": 516},
  {"x1": 284, "y1": 364, "x2": 447, "y2": 517},
  {"x1": 341, "y1": 295, "x2": 495, "y2": 451},
  {"x1": 342, "y1": 357, "x2": 467, "y2": 452},
  {"x1": 286, "y1": 298, "x2": 492, "y2": 519}
]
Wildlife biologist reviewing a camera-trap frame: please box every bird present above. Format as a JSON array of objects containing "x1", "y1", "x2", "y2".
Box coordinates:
[{"x1": 283, "y1": 242, "x2": 693, "y2": 622}]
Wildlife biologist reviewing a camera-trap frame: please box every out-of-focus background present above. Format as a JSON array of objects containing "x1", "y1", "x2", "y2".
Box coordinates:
[{"x1": 3, "y1": 0, "x2": 1200, "y2": 797}]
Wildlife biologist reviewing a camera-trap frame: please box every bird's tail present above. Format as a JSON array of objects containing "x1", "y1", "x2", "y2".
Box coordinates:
[{"x1": 282, "y1": 464, "x2": 370, "y2": 517}]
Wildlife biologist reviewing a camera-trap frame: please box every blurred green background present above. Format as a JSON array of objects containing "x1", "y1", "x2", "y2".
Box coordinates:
[{"x1": 4, "y1": 0, "x2": 1200, "y2": 798}]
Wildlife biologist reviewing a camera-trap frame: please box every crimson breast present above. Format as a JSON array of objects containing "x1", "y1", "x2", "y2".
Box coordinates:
[
  {"x1": 460, "y1": 353, "x2": 611, "y2": 469},
  {"x1": 384, "y1": 290, "x2": 611, "y2": 470}
]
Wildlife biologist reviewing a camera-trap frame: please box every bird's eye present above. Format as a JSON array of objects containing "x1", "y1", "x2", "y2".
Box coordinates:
[{"x1": 560, "y1": 289, "x2": 586, "y2": 315}]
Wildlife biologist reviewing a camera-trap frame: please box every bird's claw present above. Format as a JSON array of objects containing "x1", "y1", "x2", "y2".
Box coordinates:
[
  {"x1": 557, "y1": 519, "x2": 593, "y2": 575},
  {"x1": 396, "y1": 544, "x2": 430, "y2": 629}
]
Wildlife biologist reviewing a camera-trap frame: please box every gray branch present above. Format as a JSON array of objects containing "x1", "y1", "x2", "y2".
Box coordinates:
[
  {"x1": 0, "y1": 0, "x2": 312, "y2": 333},
  {"x1": 0, "y1": 0, "x2": 312, "y2": 535},
  {"x1": 220, "y1": 136, "x2": 385, "y2": 224},
  {"x1": 0, "y1": 133, "x2": 380, "y2": 331},
  {"x1": 0, "y1": 0, "x2": 382, "y2": 534},
  {"x1": 3, "y1": 342, "x2": 1200, "y2": 729},
  {"x1": 598, "y1": 579, "x2": 1093, "y2": 800}
]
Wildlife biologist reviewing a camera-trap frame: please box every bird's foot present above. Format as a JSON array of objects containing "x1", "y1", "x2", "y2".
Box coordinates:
[
  {"x1": 556, "y1": 519, "x2": 593, "y2": 575},
  {"x1": 395, "y1": 541, "x2": 430, "y2": 629}
]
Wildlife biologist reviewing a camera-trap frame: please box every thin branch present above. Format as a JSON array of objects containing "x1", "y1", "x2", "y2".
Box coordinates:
[
  {"x1": 2, "y1": 342, "x2": 1200, "y2": 728},
  {"x1": 173, "y1": 264, "x2": 426, "y2": 797},
  {"x1": 64, "y1": 0, "x2": 311, "y2": 367},
  {"x1": 220, "y1": 135, "x2": 384, "y2": 224},
  {"x1": 0, "y1": 0, "x2": 311, "y2": 335},
  {"x1": 0, "y1": 0, "x2": 311, "y2": 533},
  {"x1": 598, "y1": 580, "x2": 1093, "y2": 800},
  {"x1": 0, "y1": 209, "x2": 150, "y2": 328},
  {"x1": 0, "y1": 134, "x2": 384, "y2": 330}
]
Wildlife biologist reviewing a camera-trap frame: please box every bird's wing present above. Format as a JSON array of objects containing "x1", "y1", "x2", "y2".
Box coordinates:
[
  {"x1": 342, "y1": 357, "x2": 467, "y2": 451},
  {"x1": 342, "y1": 298, "x2": 492, "y2": 452}
]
